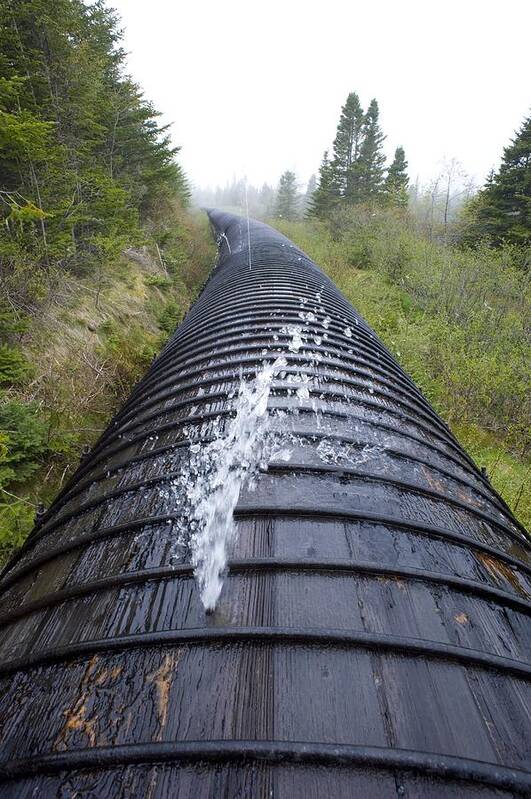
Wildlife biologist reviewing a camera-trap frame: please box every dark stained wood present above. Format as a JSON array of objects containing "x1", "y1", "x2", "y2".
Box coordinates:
[{"x1": 0, "y1": 211, "x2": 529, "y2": 797}]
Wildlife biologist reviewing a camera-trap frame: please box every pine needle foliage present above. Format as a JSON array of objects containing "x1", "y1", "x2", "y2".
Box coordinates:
[
  {"x1": 310, "y1": 92, "x2": 403, "y2": 218},
  {"x1": 0, "y1": 0, "x2": 190, "y2": 297},
  {"x1": 462, "y1": 115, "x2": 530, "y2": 246}
]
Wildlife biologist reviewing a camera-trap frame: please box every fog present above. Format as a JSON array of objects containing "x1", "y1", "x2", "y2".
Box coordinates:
[{"x1": 109, "y1": 0, "x2": 530, "y2": 191}]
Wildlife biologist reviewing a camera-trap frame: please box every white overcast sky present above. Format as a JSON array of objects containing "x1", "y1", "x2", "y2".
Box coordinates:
[{"x1": 109, "y1": 0, "x2": 530, "y2": 191}]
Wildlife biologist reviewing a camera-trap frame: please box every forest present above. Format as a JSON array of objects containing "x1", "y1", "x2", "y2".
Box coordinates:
[{"x1": 0, "y1": 0, "x2": 529, "y2": 563}]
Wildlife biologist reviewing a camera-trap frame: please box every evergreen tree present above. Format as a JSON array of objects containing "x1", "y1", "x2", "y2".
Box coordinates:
[
  {"x1": 465, "y1": 115, "x2": 530, "y2": 245},
  {"x1": 307, "y1": 152, "x2": 335, "y2": 218},
  {"x1": 355, "y1": 99, "x2": 386, "y2": 203},
  {"x1": 384, "y1": 146, "x2": 409, "y2": 207},
  {"x1": 258, "y1": 182, "x2": 275, "y2": 217},
  {"x1": 305, "y1": 174, "x2": 317, "y2": 199},
  {"x1": 275, "y1": 170, "x2": 298, "y2": 220},
  {"x1": 330, "y1": 92, "x2": 364, "y2": 199},
  {"x1": 303, "y1": 174, "x2": 316, "y2": 215},
  {"x1": 0, "y1": 0, "x2": 189, "y2": 288}
]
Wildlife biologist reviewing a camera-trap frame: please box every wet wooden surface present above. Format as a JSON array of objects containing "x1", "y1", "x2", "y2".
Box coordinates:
[{"x1": 0, "y1": 211, "x2": 529, "y2": 797}]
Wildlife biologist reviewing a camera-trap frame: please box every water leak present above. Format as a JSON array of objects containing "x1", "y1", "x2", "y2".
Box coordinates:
[
  {"x1": 169, "y1": 355, "x2": 288, "y2": 611},
  {"x1": 316, "y1": 439, "x2": 380, "y2": 467},
  {"x1": 159, "y1": 296, "x2": 372, "y2": 612},
  {"x1": 280, "y1": 324, "x2": 305, "y2": 353}
]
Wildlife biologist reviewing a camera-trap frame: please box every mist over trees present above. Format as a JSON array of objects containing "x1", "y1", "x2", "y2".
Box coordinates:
[
  {"x1": 303, "y1": 175, "x2": 317, "y2": 214},
  {"x1": 193, "y1": 179, "x2": 275, "y2": 219},
  {"x1": 193, "y1": 94, "x2": 529, "y2": 255},
  {"x1": 194, "y1": 173, "x2": 316, "y2": 221}
]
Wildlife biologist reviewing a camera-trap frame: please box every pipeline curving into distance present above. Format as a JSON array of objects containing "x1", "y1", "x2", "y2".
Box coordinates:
[{"x1": 0, "y1": 210, "x2": 529, "y2": 797}]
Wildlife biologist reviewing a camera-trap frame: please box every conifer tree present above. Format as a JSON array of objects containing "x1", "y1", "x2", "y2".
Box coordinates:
[
  {"x1": 307, "y1": 152, "x2": 335, "y2": 218},
  {"x1": 465, "y1": 115, "x2": 530, "y2": 245},
  {"x1": 355, "y1": 99, "x2": 386, "y2": 203},
  {"x1": 0, "y1": 0, "x2": 189, "y2": 282},
  {"x1": 384, "y1": 146, "x2": 409, "y2": 207},
  {"x1": 303, "y1": 174, "x2": 316, "y2": 215},
  {"x1": 305, "y1": 174, "x2": 317, "y2": 199},
  {"x1": 258, "y1": 182, "x2": 275, "y2": 217},
  {"x1": 275, "y1": 170, "x2": 298, "y2": 220},
  {"x1": 330, "y1": 92, "x2": 364, "y2": 199}
]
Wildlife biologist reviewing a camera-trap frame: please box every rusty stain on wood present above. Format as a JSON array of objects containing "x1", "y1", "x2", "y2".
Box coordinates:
[
  {"x1": 55, "y1": 656, "x2": 100, "y2": 750},
  {"x1": 477, "y1": 551, "x2": 529, "y2": 598},
  {"x1": 146, "y1": 651, "x2": 181, "y2": 737}
]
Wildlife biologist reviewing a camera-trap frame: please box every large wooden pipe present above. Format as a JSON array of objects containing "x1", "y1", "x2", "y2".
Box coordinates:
[{"x1": 0, "y1": 211, "x2": 529, "y2": 797}]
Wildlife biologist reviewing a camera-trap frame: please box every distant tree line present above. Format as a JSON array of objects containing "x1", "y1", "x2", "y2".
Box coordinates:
[
  {"x1": 0, "y1": 0, "x2": 190, "y2": 308},
  {"x1": 193, "y1": 179, "x2": 276, "y2": 219},
  {"x1": 194, "y1": 174, "x2": 316, "y2": 222},
  {"x1": 308, "y1": 92, "x2": 409, "y2": 219}
]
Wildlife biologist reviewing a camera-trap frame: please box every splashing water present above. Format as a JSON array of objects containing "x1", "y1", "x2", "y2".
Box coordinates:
[
  {"x1": 160, "y1": 292, "x2": 368, "y2": 610},
  {"x1": 217, "y1": 232, "x2": 232, "y2": 254},
  {"x1": 316, "y1": 439, "x2": 380, "y2": 467},
  {"x1": 186, "y1": 356, "x2": 287, "y2": 611},
  {"x1": 280, "y1": 324, "x2": 305, "y2": 353}
]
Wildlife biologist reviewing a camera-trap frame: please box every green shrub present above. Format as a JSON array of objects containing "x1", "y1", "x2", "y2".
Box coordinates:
[
  {"x1": 99, "y1": 325, "x2": 158, "y2": 398},
  {"x1": 158, "y1": 301, "x2": 182, "y2": 334},
  {"x1": 145, "y1": 274, "x2": 172, "y2": 288},
  {"x1": 0, "y1": 400, "x2": 49, "y2": 484},
  {"x1": 0, "y1": 344, "x2": 33, "y2": 385},
  {"x1": 0, "y1": 308, "x2": 29, "y2": 339},
  {"x1": 0, "y1": 498, "x2": 35, "y2": 564}
]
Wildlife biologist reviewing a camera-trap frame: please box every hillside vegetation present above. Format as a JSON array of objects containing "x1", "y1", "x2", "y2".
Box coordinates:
[{"x1": 0, "y1": 1, "x2": 214, "y2": 562}]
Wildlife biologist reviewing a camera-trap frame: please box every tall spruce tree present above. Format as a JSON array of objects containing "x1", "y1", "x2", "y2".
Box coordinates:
[
  {"x1": 275, "y1": 170, "x2": 298, "y2": 220},
  {"x1": 0, "y1": 0, "x2": 189, "y2": 282},
  {"x1": 355, "y1": 99, "x2": 386, "y2": 203},
  {"x1": 384, "y1": 146, "x2": 409, "y2": 207},
  {"x1": 330, "y1": 92, "x2": 364, "y2": 199},
  {"x1": 307, "y1": 152, "x2": 335, "y2": 218},
  {"x1": 303, "y1": 174, "x2": 316, "y2": 215},
  {"x1": 465, "y1": 115, "x2": 530, "y2": 245}
]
